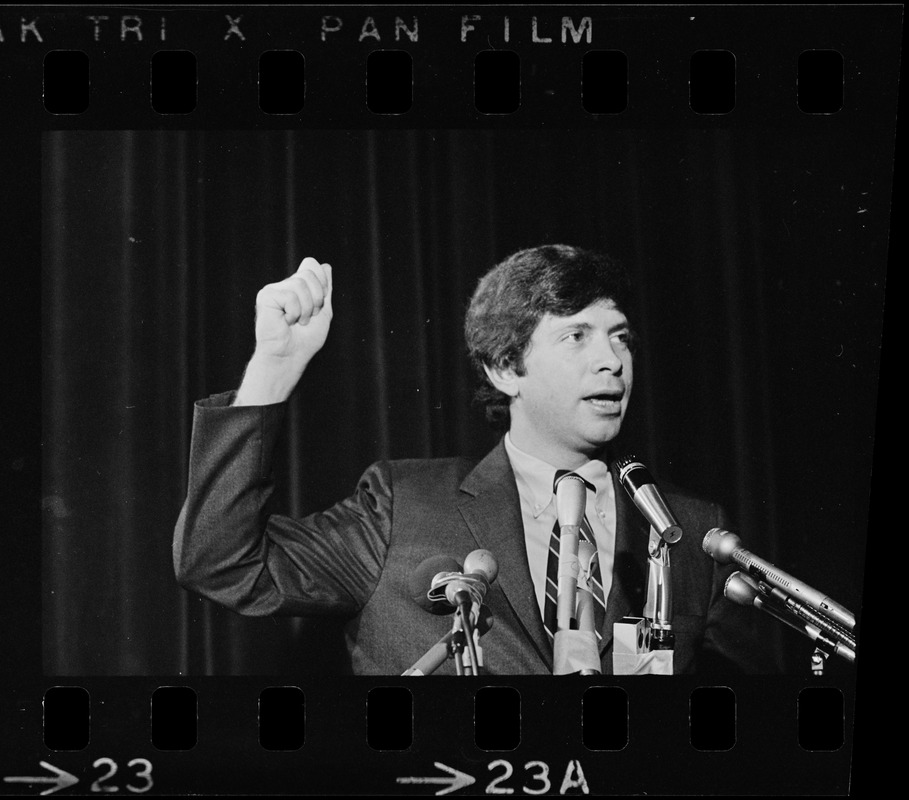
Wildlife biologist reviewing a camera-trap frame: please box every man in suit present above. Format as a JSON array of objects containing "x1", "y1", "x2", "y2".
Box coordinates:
[{"x1": 174, "y1": 245, "x2": 767, "y2": 675}]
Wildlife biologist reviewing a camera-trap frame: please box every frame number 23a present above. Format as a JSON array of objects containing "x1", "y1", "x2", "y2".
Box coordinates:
[{"x1": 486, "y1": 759, "x2": 589, "y2": 795}]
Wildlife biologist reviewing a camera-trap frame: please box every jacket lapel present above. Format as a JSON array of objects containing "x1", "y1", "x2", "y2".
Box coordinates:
[{"x1": 457, "y1": 440, "x2": 553, "y2": 671}]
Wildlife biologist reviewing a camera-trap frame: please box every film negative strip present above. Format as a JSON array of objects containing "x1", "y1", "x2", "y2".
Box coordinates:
[{"x1": 1, "y1": 4, "x2": 901, "y2": 796}]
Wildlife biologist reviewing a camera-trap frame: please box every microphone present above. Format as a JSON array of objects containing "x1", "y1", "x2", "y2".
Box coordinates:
[
  {"x1": 405, "y1": 551, "x2": 498, "y2": 676},
  {"x1": 409, "y1": 555, "x2": 462, "y2": 614},
  {"x1": 551, "y1": 475, "x2": 602, "y2": 674},
  {"x1": 703, "y1": 528, "x2": 856, "y2": 633},
  {"x1": 555, "y1": 473, "x2": 587, "y2": 528},
  {"x1": 725, "y1": 571, "x2": 855, "y2": 663},
  {"x1": 554, "y1": 473, "x2": 587, "y2": 631},
  {"x1": 613, "y1": 456, "x2": 683, "y2": 544},
  {"x1": 440, "y1": 549, "x2": 498, "y2": 677},
  {"x1": 443, "y1": 549, "x2": 499, "y2": 610}
]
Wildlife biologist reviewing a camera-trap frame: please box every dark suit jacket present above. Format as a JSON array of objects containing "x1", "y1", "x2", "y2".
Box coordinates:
[{"x1": 174, "y1": 392, "x2": 768, "y2": 675}]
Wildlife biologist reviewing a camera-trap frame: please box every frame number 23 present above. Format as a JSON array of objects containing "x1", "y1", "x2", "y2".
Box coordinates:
[{"x1": 89, "y1": 758, "x2": 153, "y2": 793}]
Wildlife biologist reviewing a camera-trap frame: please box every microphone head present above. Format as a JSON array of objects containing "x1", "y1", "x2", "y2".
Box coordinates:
[
  {"x1": 554, "y1": 473, "x2": 587, "y2": 527},
  {"x1": 409, "y1": 555, "x2": 462, "y2": 614},
  {"x1": 463, "y1": 549, "x2": 499, "y2": 584},
  {"x1": 613, "y1": 455, "x2": 650, "y2": 493},
  {"x1": 724, "y1": 571, "x2": 760, "y2": 607},
  {"x1": 702, "y1": 528, "x2": 742, "y2": 565}
]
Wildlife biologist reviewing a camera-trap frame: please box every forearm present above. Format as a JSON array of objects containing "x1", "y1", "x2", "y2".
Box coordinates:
[{"x1": 233, "y1": 351, "x2": 310, "y2": 407}]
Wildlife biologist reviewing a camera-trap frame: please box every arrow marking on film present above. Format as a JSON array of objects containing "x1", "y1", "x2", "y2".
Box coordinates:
[
  {"x1": 3, "y1": 761, "x2": 79, "y2": 796},
  {"x1": 397, "y1": 761, "x2": 476, "y2": 796}
]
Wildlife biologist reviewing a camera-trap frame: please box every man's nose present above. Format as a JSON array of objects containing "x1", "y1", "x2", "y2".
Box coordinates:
[{"x1": 590, "y1": 335, "x2": 623, "y2": 373}]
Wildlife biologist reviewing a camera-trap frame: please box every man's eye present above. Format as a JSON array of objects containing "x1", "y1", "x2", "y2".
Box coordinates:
[
  {"x1": 612, "y1": 331, "x2": 631, "y2": 348},
  {"x1": 565, "y1": 330, "x2": 585, "y2": 342}
]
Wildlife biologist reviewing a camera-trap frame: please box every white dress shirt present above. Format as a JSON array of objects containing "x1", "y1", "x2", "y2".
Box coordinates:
[{"x1": 503, "y1": 433, "x2": 616, "y2": 620}]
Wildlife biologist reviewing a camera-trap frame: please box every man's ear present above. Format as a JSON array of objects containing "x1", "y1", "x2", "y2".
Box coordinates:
[{"x1": 483, "y1": 363, "x2": 520, "y2": 398}]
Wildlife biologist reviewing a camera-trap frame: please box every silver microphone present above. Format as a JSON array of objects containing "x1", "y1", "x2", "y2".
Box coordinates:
[
  {"x1": 614, "y1": 456, "x2": 683, "y2": 544},
  {"x1": 725, "y1": 571, "x2": 855, "y2": 663},
  {"x1": 554, "y1": 473, "x2": 587, "y2": 631},
  {"x1": 703, "y1": 528, "x2": 855, "y2": 633}
]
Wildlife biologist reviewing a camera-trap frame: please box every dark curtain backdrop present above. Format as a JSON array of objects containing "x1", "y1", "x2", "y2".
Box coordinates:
[{"x1": 42, "y1": 128, "x2": 884, "y2": 676}]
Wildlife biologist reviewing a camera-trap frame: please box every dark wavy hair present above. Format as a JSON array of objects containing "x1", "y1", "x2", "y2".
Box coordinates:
[{"x1": 464, "y1": 244, "x2": 635, "y2": 430}]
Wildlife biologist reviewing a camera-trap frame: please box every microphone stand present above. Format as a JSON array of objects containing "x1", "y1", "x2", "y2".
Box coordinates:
[
  {"x1": 644, "y1": 527, "x2": 675, "y2": 651},
  {"x1": 402, "y1": 612, "x2": 487, "y2": 676},
  {"x1": 454, "y1": 598, "x2": 482, "y2": 676},
  {"x1": 450, "y1": 614, "x2": 468, "y2": 676},
  {"x1": 613, "y1": 527, "x2": 677, "y2": 674}
]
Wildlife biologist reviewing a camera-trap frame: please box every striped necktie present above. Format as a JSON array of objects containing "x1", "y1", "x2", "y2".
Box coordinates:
[{"x1": 543, "y1": 473, "x2": 608, "y2": 646}]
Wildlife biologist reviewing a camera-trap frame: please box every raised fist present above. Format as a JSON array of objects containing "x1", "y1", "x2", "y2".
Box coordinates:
[
  {"x1": 252, "y1": 257, "x2": 333, "y2": 367},
  {"x1": 233, "y1": 257, "x2": 333, "y2": 406}
]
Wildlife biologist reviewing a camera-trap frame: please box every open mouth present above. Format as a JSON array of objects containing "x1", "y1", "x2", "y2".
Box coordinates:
[{"x1": 584, "y1": 393, "x2": 623, "y2": 412}]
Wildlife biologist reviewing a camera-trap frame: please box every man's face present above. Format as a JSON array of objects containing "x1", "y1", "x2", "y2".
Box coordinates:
[{"x1": 493, "y1": 299, "x2": 633, "y2": 467}]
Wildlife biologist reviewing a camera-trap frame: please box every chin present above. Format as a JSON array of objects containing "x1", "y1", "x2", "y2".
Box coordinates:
[
  {"x1": 579, "y1": 431, "x2": 619, "y2": 454},
  {"x1": 593, "y1": 420, "x2": 623, "y2": 440},
  {"x1": 590, "y1": 435, "x2": 622, "y2": 455}
]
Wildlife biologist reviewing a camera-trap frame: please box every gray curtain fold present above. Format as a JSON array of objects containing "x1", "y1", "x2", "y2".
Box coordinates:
[{"x1": 42, "y1": 128, "x2": 878, "y2": 675}]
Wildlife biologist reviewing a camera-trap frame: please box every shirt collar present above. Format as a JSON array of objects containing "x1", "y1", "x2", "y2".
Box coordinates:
[{"x1": 504, "y1": 433, "x2": 611, "y2": 519}]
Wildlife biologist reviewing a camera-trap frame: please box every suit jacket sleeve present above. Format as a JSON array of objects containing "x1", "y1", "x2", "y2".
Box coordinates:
[{"x1": 173, "y1": 392, "x2": 391, "y2": 619}]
